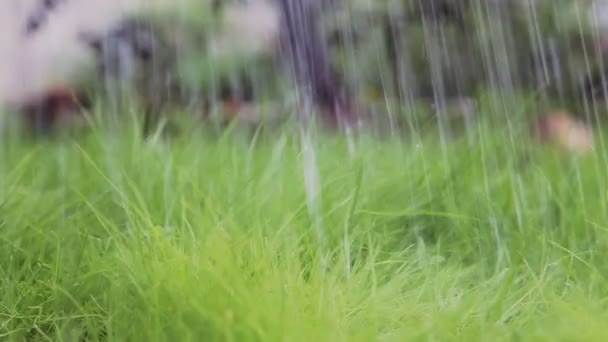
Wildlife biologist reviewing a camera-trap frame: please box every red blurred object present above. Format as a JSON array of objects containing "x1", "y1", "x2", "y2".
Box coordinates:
[
  {"x1": 222, "y1": 98, "x2": 244, "y2": 121},
  {"x1": 19, "y1": 85, "x2": 91, "y2": 135}
]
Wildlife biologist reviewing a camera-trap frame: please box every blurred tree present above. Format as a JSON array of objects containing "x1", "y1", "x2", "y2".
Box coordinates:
[{"x1": 276, "y1": 0, "x2": 359, "y2": 129}]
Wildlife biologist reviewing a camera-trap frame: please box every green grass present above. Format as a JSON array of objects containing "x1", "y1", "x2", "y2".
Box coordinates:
[{"x1": 1, "y1": 111, "x2": 608, "y2": 341}]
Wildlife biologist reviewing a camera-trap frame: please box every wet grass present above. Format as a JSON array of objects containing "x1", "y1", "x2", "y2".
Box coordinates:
[{"x1": 1, "y1": 111, "x2": 608, "y2": 341}]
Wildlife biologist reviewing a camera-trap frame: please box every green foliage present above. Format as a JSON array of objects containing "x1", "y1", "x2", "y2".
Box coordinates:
[
  {"x1": 1, "y1": 106, "x2": 608, "y2": 340},
  {"x1": 329, "y1": 0, "x2": 604, "y2": 103}
]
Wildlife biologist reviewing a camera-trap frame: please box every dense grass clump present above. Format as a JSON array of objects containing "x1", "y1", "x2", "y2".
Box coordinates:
[{"x1": 1, "y1": 110, "x2": 608, "y2": 341}]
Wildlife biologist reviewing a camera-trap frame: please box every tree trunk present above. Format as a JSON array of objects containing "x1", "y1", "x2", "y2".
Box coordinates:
[{"x1": 276, "y1": 0, "x2": 358, "y2": 129}]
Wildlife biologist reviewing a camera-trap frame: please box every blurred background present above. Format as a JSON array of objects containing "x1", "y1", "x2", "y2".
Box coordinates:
[
  {"x1": 1, "y1": 0, "x2": 608, "y2": 151},
  {"x1": 6, "y1": 2, "x2": 608, "y2": 340}
]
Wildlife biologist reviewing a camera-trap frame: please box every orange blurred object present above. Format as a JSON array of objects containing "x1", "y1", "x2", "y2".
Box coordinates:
[{"x1": 531, "y1": 111, "x2": 594, "y2": 155}]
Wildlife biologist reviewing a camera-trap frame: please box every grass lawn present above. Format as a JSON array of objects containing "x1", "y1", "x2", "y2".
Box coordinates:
[{"x1": 1, "y1": 109, "x2": 608, "y2": 341}]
